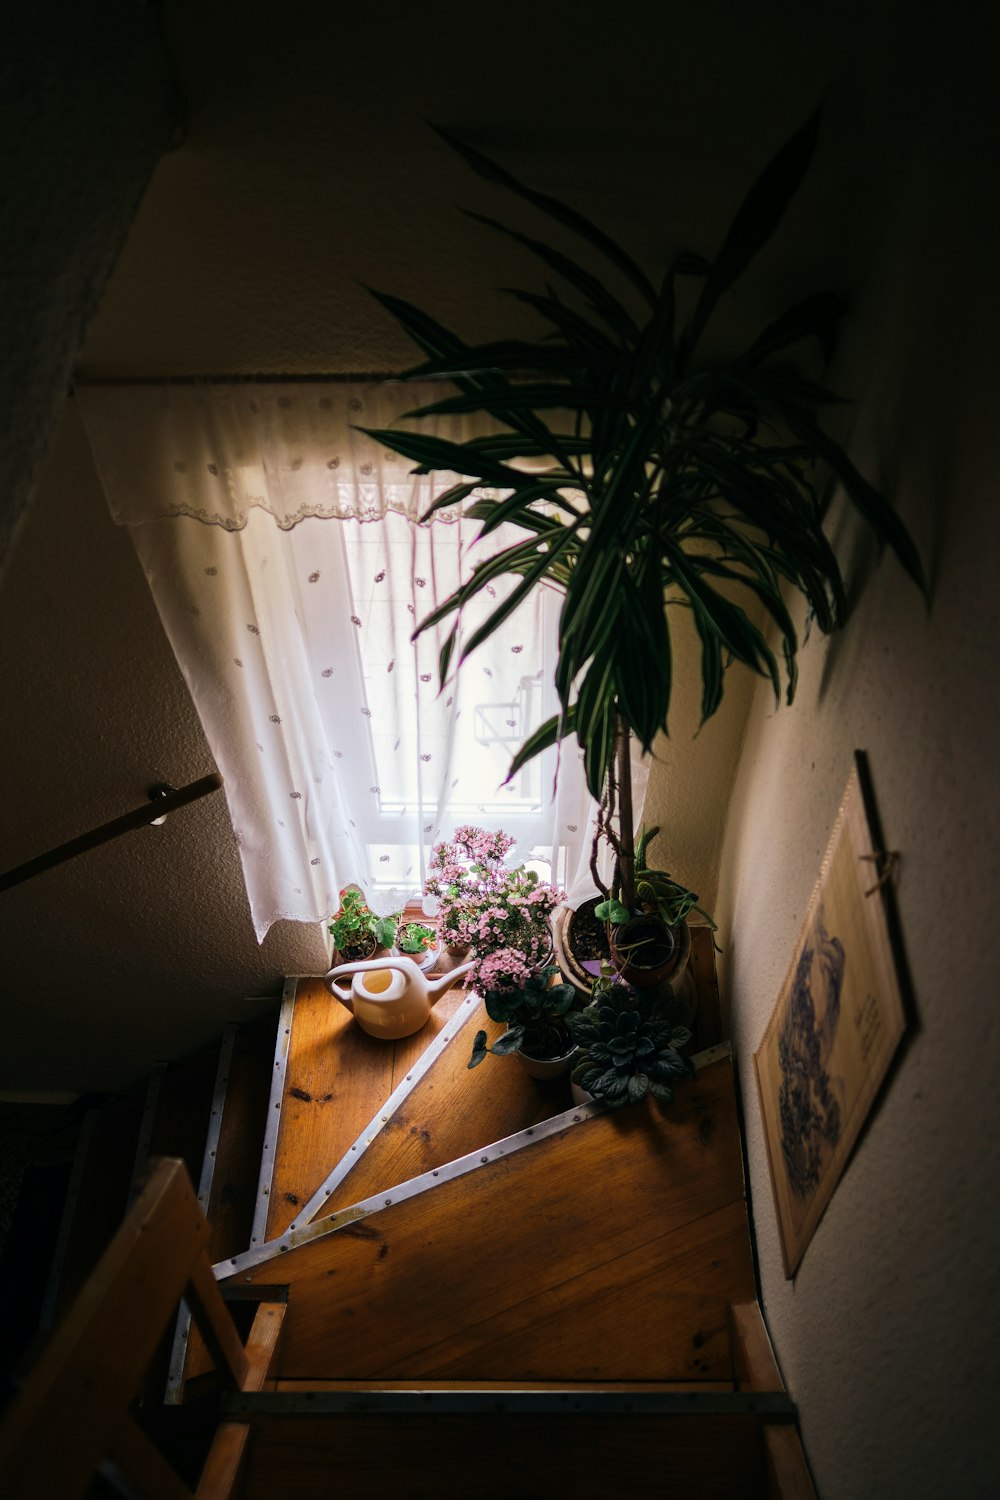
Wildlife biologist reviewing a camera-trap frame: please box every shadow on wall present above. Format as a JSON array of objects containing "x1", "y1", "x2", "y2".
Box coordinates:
[
  {"x1": 716, "y1": 24, "x2": 1000, "y2": 1499},
  {"x1": 0, "y1": 2, "x2": 170, "y2": 573}
]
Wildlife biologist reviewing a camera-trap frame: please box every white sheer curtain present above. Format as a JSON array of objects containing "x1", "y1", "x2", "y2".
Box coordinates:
[{"x1": 78, "y1": 380, "x2": 597, "y2": 942}]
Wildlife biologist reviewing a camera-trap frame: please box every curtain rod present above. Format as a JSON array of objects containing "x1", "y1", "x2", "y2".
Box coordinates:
[{"x1": 72, "y1": 372, "x2": 402, "y2": 389}]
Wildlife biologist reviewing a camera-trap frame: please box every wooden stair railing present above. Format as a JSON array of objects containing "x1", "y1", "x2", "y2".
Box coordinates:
[
  {"x1": 0, "y1": 772, "x2": 224, "y2": 893},
  {"x1": 0, "y1": 1156, "x2": 286, "y2": 1500}
]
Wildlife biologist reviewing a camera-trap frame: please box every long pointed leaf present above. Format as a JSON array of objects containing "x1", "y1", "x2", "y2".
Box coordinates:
[
  {"x1": 474, "y1": 482, "x2": 585, "y2": 537},
  {"x1": 501, "y1": 287, "x2": 619, "y2": 355},
  {"x1": 356, "y1": 426, "x2": 538, "y2": 487},
  {"x1": 462, "y1": 209, "x2": 640, "y2": 343},
  {"x1": 460, "y1": 523, "x2": 581, "y2": 661},
  {"x1": 401, "y1": 384, "x2": 633, "y2": 419},
  {"x1": 736, "y1": 290, "x2": 846, "y2": 368},
  {"x1": 418, "y1": 481, "x2": 479, "y2": 523},
  {"x1": 506, "y1": 707, "x2": 578, "y2": 778},
  {"x1": 683, "y1": 102, "x2": 824, "y2": 362},
  {"x1": 433, "y1": 124, "x2": 658, "y2": 308}
]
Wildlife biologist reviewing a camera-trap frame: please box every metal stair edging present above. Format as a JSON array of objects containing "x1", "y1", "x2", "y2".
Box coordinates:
[
  {"x1": 163, "y1": 1022, "x2": 240, "y2": 1405},
  {"x1": 218, "y1": 1044, "x2": 732, "y2": 1280},
  {"x1": 222, "y1": 1384, "x2": 795, "y2": 1418},
  {"x1": 249, "y1": 979, "x2": 298, "y2": 1249},
  {"x1": 289, "y1": 990, "x2": 483, "y2": 1231}
]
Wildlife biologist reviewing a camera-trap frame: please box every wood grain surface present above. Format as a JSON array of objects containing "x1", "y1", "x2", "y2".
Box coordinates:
[
  {"x1": 265, "y1": 981, "x2": 466, "y2": 1240},
  {"x1": 231, "y1": 1057, "x2": 754, "y2": 1383}
]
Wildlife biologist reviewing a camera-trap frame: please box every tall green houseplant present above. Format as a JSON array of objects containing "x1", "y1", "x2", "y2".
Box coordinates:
[{"x1": 362, "y1": 108, "x2": 926, "y2": 921}]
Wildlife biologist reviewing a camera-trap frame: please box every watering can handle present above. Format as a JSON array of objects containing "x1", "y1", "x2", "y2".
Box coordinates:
[
  {"x1": 324, "y1": 970, "x2": 355, "y2": 1007},
  {"x1": 323, "y1": 955, "x2": 417, "y2": 1007}
]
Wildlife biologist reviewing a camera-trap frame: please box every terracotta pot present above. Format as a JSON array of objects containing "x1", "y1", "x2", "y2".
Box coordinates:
[
  {"x1": 333, "y1": 933, "x2": 379, "y2": 967},
  {"x1": 394, "y1": 940, "x2": 441, "y2": 974},
  {"x1": 551, "y1": 898, "x2": 610, "y2": 997},
  {"x1": 609, "y1": 915, "x2": 691, "y2": 990}
]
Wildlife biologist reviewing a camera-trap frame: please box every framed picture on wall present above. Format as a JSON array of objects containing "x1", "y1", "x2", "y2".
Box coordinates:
[{"x1": 754, "y1": 752, "x2": 911, "y2": 1276}]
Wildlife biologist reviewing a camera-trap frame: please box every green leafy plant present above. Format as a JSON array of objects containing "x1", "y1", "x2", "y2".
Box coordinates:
[
  {"x1": 566, "y1": 981, "x2": 693, "y2": 1108},
  {"x1": 396, "y1": 920, "x2": 437, "y2": 955},
  {"x1": 363, "y1": 108, "x2": 927, "y2": 926},
  {"x1": 468, "y1": 965, "x2": 577, "y2": 1067},
  {"x1": 595, "y1": 824, "x2": 718, "y2": 950},
  {"x1": 328, "y1": 887, "x2": 397, "y2": 957}
]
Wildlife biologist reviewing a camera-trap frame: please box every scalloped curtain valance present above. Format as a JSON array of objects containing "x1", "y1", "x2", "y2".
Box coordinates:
[{"x1": 77, "y1": 378, "x2": 499, "y2": 531}]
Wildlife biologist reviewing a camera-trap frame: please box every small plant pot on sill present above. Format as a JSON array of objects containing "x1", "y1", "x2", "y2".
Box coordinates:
[
  {"x1": 394, "y1": 923, "x2": 441, "y2": 974},
  {"x1": 608, "y1": 914, "x2": 691, "y2": 990},
  {"x1": 333, "y1": 934, "x2": 382, "y2": 967},
  {"x1": 393, "y1": 941, "x2": 440, "y2": 974}
]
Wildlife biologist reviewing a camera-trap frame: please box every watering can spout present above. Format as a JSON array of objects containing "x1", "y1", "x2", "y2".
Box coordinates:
[{"x1": 426, "y1": 960, "x2": 474, "y2": 1004}]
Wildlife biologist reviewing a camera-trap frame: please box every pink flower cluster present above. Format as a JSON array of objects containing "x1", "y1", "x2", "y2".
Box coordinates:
[
  {"x1": 423, "y1": 825, "x2": 565, "y2": 997},
  {"x1": 472, "y1": 947, "x2": 533, "y2": 996}
]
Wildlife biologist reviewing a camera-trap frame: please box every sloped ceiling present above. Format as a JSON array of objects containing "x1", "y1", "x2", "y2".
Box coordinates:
[{"x1": 79, "y1": 0, "x2": 869, "y2": 379}]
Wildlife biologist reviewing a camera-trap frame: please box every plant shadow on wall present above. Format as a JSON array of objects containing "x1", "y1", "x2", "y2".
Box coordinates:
[{"x1": 362, "y1": 102, "x2": 927, "y2": 1016}]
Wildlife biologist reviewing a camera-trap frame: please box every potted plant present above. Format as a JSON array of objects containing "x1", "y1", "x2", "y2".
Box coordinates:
[
  {"x1": 566, "y1": 979, "x2": 694, "y2": 1108},
  {"x1": 328, "y1": 886, "x2": 398, "y2": 965},
  {"x1": 593, "y1": 824, "x2": 717, "y2": 989},
  {"x1": 552, "y1": 893, "x2": 612, "y2": 997},
  {"x1": 362, "y1": 107, "x2": 927, "y2": 973},
  {"x1": 423, "y1": 825, "x2": 563, "y2": 964},
  {"x1": 468, "y1": 964, "x2": 578, "y2": 1078},
  {"x1": 395, "y1": 919, "x2": 440, "y2": 972}
]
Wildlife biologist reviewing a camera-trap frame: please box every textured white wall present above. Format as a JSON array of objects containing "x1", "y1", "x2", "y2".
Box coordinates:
[
  {"x1": 717, "y1": 30, "x2": 1000, "y2": 1499},
  {"x1": 0, "y1": 405, "x2": 327, "y2": 1096}
]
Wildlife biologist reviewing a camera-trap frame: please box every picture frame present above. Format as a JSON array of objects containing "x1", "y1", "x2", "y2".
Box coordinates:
[{"x1": 754, "y1": 752, "x2": 910, "y2": 1276}]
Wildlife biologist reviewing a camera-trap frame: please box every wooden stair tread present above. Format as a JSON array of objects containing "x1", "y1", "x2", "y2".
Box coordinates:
[
  {"x1": 227, "y1": 1055, "x2": 754, "y2": 1383},
  {"x1": 307, "y1": 994, "x2": 574, "y2": 1222},
  {"x1": 239, "y1": 1409, "x2": 770, "y2": 1499},
  {"x1": 261, "y1": 981, "x2": 468, "y2": 1242},
  {"x1": 257, "y1": 932, "x2": 723, "y2": 1245}
]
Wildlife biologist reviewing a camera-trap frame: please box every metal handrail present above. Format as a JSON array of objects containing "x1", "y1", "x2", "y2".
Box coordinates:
[{"x1": 0, "y1": 772, "x2": 224, "y2": 893}]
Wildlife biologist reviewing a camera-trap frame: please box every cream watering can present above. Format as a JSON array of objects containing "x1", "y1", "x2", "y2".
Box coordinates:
[{"x1": 324, "y1": 955, "x2": 474, "y2": 1040}]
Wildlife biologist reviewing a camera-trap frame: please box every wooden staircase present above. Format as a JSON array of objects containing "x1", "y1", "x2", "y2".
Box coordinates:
[{"x1": 0, "y1": 935, "x2": 818, "y2": 1497}]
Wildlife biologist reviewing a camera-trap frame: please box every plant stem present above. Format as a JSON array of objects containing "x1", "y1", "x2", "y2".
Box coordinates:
[{"x1": 616, "y1": 716, "x2": 636, "y2": 912}]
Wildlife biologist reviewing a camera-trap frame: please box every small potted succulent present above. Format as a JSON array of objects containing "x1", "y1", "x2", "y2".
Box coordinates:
[
  {"x1": 468, "y1": 964, "x2": 578, "y2": 1078},
  {"x1": 566, "y1": 979, "x2": 694, "y2": 1108},
  {"x1": 394, "y1": 919, "x2": 440, "y2": 972},
  {"x1": 328, "y1": 886, "x2": 398, "y2": 965}
]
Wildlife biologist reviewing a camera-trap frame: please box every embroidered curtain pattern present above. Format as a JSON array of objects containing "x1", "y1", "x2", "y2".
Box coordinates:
[{"x1": 78, "y1": 381, "x2": 598, "y2": 942}]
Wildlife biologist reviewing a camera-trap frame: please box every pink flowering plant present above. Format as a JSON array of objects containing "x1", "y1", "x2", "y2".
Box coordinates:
[
  {"x1": 468, "y1": 965, "x2": 577, "y2": 1068},
  {"x1": 424, "y1": 825, "x2": 573, "y2": 1063},
  {"x1": 424, "y1": 826, "x2": 564, "y2": 977}
]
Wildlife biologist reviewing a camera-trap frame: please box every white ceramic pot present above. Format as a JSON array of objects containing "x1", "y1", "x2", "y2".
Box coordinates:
[{"x1": 515, "y1": 1045, "x2": 576, "y2": 1080}]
